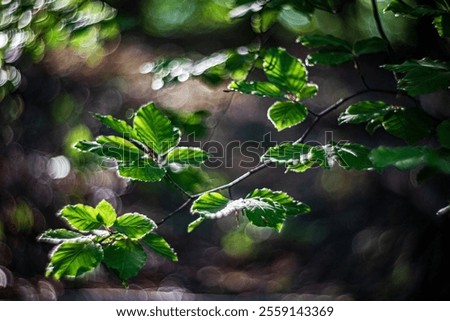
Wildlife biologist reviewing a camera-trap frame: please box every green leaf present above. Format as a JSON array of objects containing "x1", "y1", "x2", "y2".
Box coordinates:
[
  {"x1": 382, "y1": 108, "x2": 433, "y2": 144},
  {"x1": 242, "y1": 198, "x2": 285, "y2": 231},
  {"x1": 262, "y1": 143, "x2": 312, "y2": 164},
  {"x1": 191, "y1": 189, "x2": 308, "y2": 232},
  {"x1": 74, "y1": 136, "x2": 143, "y2": 162},
  {"x1": 267, "y1": 101, "x2": 308, "y2": 131},
  {"x1": 371, "y1": 146, "x2": 450, "y2": 173},
  {"x1": 96, "y1": 136, "x2": 143, "y2": 161},
  {"x1": 263, "y1": 47, "x2": 309, "y2": 98},
  {"x1": 296, "y1": 83, "x2": 318, "y2": 99},
  {"x1": 93, "y1": 113, "x2": 136, "y2": 137},
  {"x1": 59, "y1": 204, "x2": 103, "y2": 232},
  {"x1": 38, "y1": 229, "x2": 84, "y2": 244},
  {"x1": 166, "y1": 147, "x2": 209, "y2": 166},
  {"x1": 133, "y1": 102, "x2": 181, "y2": 155},
  {"x1": 384, "y1": 58, "x2": 450, "y2": 96},
  {"x1": 95, "y1": 200, "x2": 117, "y2": 227},
  {"x1": 338, "y1": 100, "x2": 392, "y2": 125},
  {"x1": 113, "y1": 213, "x2": 156, "y2": 239},
  {"x1": 437, "y1": 120, "x2": 450, "y2": 149},
  {"x1": 228, "y1": 80, "x2": 286, "y2": 98},
  {"x1": 298, "y1": 34, "x2": 352, "y2": 50},
  {"x1": 384, "y1": 0, "x2": 444, "y2": 17},
  {"x1": 102, "y1": 239, "x2": 147, "y2": 282},
  {"x1": 306, "y1": 52, "x2": 354, "y2": 65},
  {"x1": 247, "y1": 188, "x2": 310, "y2": 216},
  {"x1": 370, "y1": 146, "x2": 428, "y2": 170},
  {"x1": 187, "y1": 217, "x2": 206, "y2": 233},
  {"x1": 141, "y1": 233, "x2": 178, "y2": 261},
  {"x1": 191, "y1": 192, "x2": 230, "y2": 217},
  {"x1": 47, "y1": 241, "x2": 103, "y2": 279},
  {"x1": 353, "y1": 37, "x2": 387, "y2": 55},
  {"x1": 118, "y1": 159, "x2": 166, "y2": 182},
  {"x1": 332, "y1": 143, "x2": 374, "y2": 170},
  {"x1": 433, "y1": 14, "x2": 450, "y2": 38},
  {"x1": 251, "y1": 9, "x2": 279, "y2": 34}
]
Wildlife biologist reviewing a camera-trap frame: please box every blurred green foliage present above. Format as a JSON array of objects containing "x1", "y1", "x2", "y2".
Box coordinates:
[{"x1": 0, "y1": 0, "x2": 118, "y2": 100}]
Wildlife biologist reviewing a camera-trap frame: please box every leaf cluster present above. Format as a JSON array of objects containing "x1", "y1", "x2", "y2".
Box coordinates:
[{"x1": 39, "y1": 200, "x2": 177, "y2": 284}]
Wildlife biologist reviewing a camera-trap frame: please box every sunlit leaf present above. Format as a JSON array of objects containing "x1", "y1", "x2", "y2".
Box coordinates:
[
  {"x1": 38, "y1": 229, "x2": 85, "y2": 244},
  {"x1": 141, "y1": 233, "x2": 178, "y2": 261},
  {"x1": 251, "y1": 9, "x2": 279, "y2": 33},
  {"x1": 262, "y1": 143, "x2": 312, "y2": 164},
  {"x1": 191, "y1": 192, "x2": 231, "y2": 217},
  {"x1": 75, "y1": 136, "x2": 143, "y2": 162},
  {"x1": 118, "y1": 159, "x2": 166, "y2": 182},
  {"x1": 113, "y1": 213, "x2": 156, "y2": 239},
  {"x1": 59, "y1": 204, "x2": 102, "y2": 232},
  {"x1": 267, "y1": 101, "x2": 308, "y2": 131},
  {"x1": 187, "y1": 217, "x2": 206, "y2": 233},
  {"x1": 133, "y1": 102, "x2": 181, "y2": 155},
  {"x1": 95, "y1": 200, "x2": 117, "y2": 228},
  {"x1": 103, "y1": 239, "x2": 147, "y2": 282},
  {"x1": 93, "y1": 113, "x2": 136, "y2": 138},
  {"x1": 263, "y1": 47, "x2": 309, "y2": 98},
  {"x1": 47, "y1": 241, "x2": 103, "y2": 279},
  {"x1": 228, "y1": 80, "x2": 286, "y2": 98},
  {"x1": 166, "y1": 147, "x2": 209, "y2": 166},
  {"x1": 247, "y1": 188, "x2": 310, "y2": 216}
]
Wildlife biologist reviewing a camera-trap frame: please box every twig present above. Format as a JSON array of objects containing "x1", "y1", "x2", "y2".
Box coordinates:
[
  {"x1": 370, "y1": 0, "x2": 394, "y2": 57},
  {"x1": 165, "y1": 172, "x2": 194, "y2": 199},
  {"x1": 354, "y1": 58, "x2": 371, "y2": 90},
  {"x1": 157, "y1": 87, "x2": 417, "y2": 225},
  {"x1": 157, "y1": 198, "x2": 193, "y2": 225}
]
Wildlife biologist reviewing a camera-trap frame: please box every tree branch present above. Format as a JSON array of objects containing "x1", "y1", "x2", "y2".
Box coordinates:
[
  {"x1": 157, "y1": 87, "x2": 416, "y2": 224},
  {"x1": 156, "y1": 198, "x2": 193, "y2": 225},
  {"x1": 370, "y1": 0, "x2": 394, "y2": 57}
]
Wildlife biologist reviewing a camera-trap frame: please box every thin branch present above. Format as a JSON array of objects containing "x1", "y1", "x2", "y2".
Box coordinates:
[
  {"x1": 157, "y1": 87, "x2": 417, "y2": 225},
  {"x1": 165, "y1": 172, "x2": 194, "y2": 199},
  {"x1": 157, "y1": 198, "x2": 193, "y2": 225},
  {"x1": 353, "y1": 58, "x2": 371, "y2": 90},
  {"x1": 191, "y1": 163, "x2": 268, "y2": 198},
  {"x1": 370, "y1": 0, "x2": 394, "y2": 57},
  {"x1": 205, "y1": 91, "x2": 236, "y2": 142}
]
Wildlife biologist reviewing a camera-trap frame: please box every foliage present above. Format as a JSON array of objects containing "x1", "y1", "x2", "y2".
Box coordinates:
[
  {"x1": 36, "y1": 0, "x2": 450, "y2": 285},
  {"x1": 0, "y1": 0, "x2": 118, "y2": 99},
  {"x1": 39, "y1": 200, "x2": 177, "y2": 285}
]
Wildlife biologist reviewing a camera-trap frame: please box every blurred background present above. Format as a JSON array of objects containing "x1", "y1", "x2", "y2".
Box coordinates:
[{"x1": 0, "y1": 0, "x2": 449, "y2": 300}]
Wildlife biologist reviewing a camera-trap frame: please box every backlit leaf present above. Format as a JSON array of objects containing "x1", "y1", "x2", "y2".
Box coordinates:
[
  {"x1": 133, "y1": 102, "x2": 181, "y2": 155},
  {"x1": 228, "y1": 80, "x2": 286, "y2": 98},
  {"x1": 166, "y1": 147, "x2": 209, "y2": 166},
  {"x1": 267, "y1": 101, "x2": 308, "y2": 131},
  {"x1": 47, "y1": 241, "x2": 103, "y2": 279},
  {"x1": 103, "y1": 239, "x2": 147, "y2": 282},
  {"x1": 59, "y1": 204, "x2": 102, "y2": 232},
  {"x1": 113, "y1": 213, "x2": 156, "y2": 239},
  {"x1": 141, "y1": 233, "x2": 178, "y2": 261}
]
